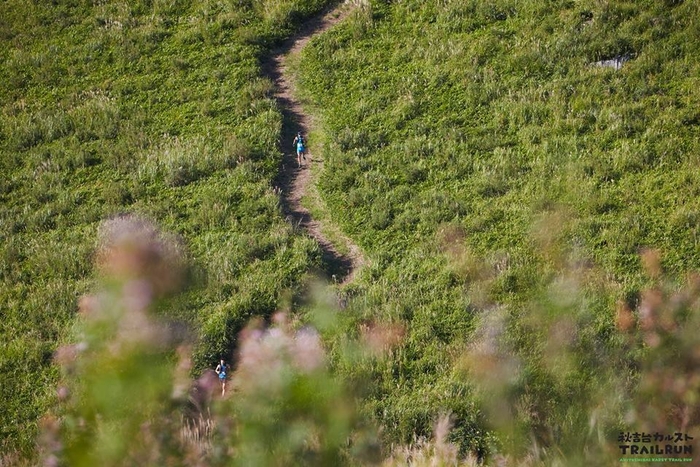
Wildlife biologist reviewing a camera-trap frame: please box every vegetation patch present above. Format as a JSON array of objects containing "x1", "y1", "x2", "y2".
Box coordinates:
[
  {"x1": 298, "y1": 0, "x2": 700, "y2": 456},
  {"x1": 0, "y1": 0, "x2": 333, "y2": 457}
]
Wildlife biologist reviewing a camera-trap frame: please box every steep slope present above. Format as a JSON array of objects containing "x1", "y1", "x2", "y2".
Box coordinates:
[
  {"x1": 298, "y1": 0, "x2": 700, "y2": 455},
  {"x1": 0, "y1": 0, "x2": 333, "y2": 457}
]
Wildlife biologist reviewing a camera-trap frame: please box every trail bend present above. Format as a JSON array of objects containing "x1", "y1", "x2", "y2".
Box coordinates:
[{"x1": 265, "y1": 2, "x2": 365, "y2": 286}]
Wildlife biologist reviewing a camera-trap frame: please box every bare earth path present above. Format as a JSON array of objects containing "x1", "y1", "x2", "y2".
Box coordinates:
[{"x1": 264, "y1": 2, "x2": 364, "y2": 285}]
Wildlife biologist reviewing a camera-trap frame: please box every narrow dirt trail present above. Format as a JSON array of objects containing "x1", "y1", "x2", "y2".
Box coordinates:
[{"x1": 264, "y1": 2, "x2": 364, "y2": 285}]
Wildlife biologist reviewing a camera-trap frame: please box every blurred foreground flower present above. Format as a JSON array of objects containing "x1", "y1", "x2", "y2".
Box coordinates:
[
  {"x1": 48, "y1": 215, "x2": 188, "y2": 467},
  {"x1": 228, "y1": 313, "x2": 379, "y2": 466},
  {"x1": 458, "y1": 249, "x2": 700, "y2": 466}
]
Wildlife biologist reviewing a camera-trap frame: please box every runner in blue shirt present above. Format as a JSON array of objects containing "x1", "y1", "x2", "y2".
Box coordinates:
[
  {"x1": 293, "y1": 132, "x2": 307, "y2": 167},
  {"x1": 215, "y1": 359, "x2": 228, "y2": 397}
]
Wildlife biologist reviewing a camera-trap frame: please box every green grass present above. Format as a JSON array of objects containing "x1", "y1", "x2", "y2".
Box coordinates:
[
  {"x1": 297, "y1": 0, "x2": 700, "y2": 456},
  {"x1": 4, "y1": 0, "x2": 700, "y2": 462},
  {"x1": 0, "y1": 0, "x2": 335, "y2": 457}
]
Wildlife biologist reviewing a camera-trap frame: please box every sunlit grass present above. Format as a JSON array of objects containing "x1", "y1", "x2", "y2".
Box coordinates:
[
  {"x1": 0, "y1": 0, "x2": 333, "y2": 458},
  {"x1": 298, "y1": 0, "x2": 700, "y2": 457}
]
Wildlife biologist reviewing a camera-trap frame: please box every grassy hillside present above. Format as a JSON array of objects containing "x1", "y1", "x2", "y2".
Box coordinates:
[
  {"x1": 298, "y1": 0, "x2": 700, "y2": 455},
  {"x1": 0, "y1": 0, "x2": 334, "y2": 456},
  {"x1": 4, "y1": 0, "x2": 700, "y2": 463}
]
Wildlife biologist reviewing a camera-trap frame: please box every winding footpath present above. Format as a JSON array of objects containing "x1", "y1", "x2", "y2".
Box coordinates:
[{"x1": 264, "y1": 3, "x2": 364, "y2": 285}]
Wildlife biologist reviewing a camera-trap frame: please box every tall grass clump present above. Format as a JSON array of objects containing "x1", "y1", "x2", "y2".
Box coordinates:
[{"x1": 136, "y1": 134, "x2": 236, "y2": 187}]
